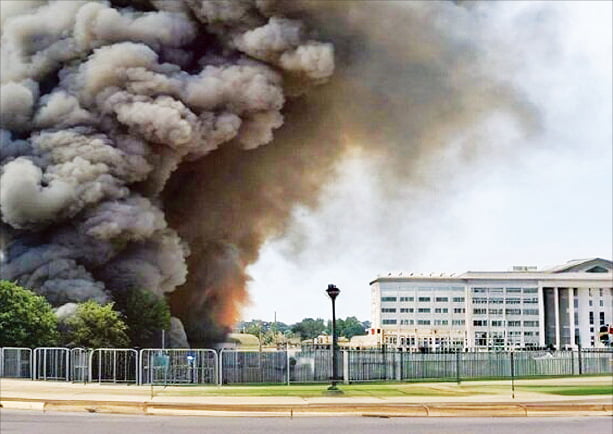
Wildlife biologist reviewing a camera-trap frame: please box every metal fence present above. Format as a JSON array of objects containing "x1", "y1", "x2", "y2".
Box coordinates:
[
  {"x1": 221, "y1": 350, "x2": 289, "y2": 385},
  {"x1": 70, "y1": 348, "x2": 89, "y2": 383},
  {"x1": 1, "y1": 347, "x2": 32, "y2": 378},
  {"x1": 139, "y1": 349, "x2": 217, "y2": 385},
  {"x1": 33, "y1": 347, "x2": 70, "y2": 381},
  {"x1": 90, "y1": 349, "x2": 138, "y2": 384},
  {"x1": 1, "y1": 346, "x2": 611, "y2": 385}
]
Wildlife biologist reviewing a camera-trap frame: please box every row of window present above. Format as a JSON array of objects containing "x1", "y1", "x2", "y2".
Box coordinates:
[
  {"x1": 472, "y1": 308, "x2": 539, "y2": 315},
  {"x1": 473, "y1": 288, "x2": 538, "y2": 294},
  {"x1": 473, "y1": 320, "x2": 539, "y2": 327},
  {"x1": 472, "y1": 297, "x2": 538, "y2": 304},
  {"x1": 384, "y1": 319, "x2": 467, "y2": 326},
  {"x1": 382, "y1": 307, "x2": 466, "y2": 314},
  {"x1": 382, "y1": 307, "x2": 539, "y2": 315},
  {"x1": 381, "y1": 296, "x2": 465, "y2": 303},
  {"x1": 382, "y1": 319, "x2": 540, "y2": 327}
]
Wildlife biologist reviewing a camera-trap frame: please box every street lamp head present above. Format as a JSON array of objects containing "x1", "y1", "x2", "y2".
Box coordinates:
[{"x1": 326, "y1": 284, "x2": 340, "y2": 300}]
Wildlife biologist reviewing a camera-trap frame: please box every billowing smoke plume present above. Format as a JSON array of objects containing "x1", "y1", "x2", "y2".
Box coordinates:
[{"x1": 1, "y1": 1, "x2": 537, "y2": 346}]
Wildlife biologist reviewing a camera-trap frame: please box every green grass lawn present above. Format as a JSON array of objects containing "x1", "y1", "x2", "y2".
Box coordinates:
[
  {"x1": 154, "y1": 383, "x2": 477, "y2": 398},
  {"x1": 516, "y1": 385, "x2": 613, "y2": 396},
  {"x1": 149, "y1": 376, "x2": 613, "y2": 398}
]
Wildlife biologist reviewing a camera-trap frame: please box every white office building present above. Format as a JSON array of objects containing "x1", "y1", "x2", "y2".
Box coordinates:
[{"x1": 370, "y1": 258, "x2": 613, "y2": 351}]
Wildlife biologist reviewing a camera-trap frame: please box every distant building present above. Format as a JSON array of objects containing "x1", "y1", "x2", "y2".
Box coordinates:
[{"x1": 370, "y1": 258, "x2": 613, "y2": 351}]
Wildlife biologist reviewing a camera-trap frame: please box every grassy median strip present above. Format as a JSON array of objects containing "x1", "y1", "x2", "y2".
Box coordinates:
[
  {"x1": 154, "y1": 383, "x2": 477, "y2": 398},
  {"x1": 151, "y1": 377, "x2": 613, "y2": 398},
  {"x1": 515, "y1": 385, "x2": 613, "y2": 396}
]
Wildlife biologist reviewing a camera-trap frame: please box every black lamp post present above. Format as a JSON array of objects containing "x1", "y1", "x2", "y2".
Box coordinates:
[{"x1": 326, "y1": 284, "x2": 341, "y2": 390}]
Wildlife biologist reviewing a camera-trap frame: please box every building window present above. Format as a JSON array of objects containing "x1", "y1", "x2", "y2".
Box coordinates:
[
  {"x1": 523, "y1": 309, "x2": 539, "y2": 315},
  {"x1": 506, "y1": 298, "x2": 521, "y2": 304},
  {"x1": 381, "y1": 308, "x2": 396, "y2": 313},
  {"x1": 454, "y1": 308, "x2": 465, "y2": 314},
  {"x1": 524, "y1": 320, "x2": 539, "y2": 327},
  {"x1": 505, "y1": 309, "x2": 521, "y2": 315},
  {"x1": 507, "y1": 288, "x2": 522, "y2": 293},
  {"x1": 418, "y1": 297, "x2": 431, "y2": 302},
  {"x1": 433, "y1": 319, "x2": 448, "y2": 325},
  {"x1": 599, "y1": 300, "x2": 604, "y2": 307},
  {"x1": 491, "y1": 320, "x2": 504, "y2": 327},
  {"x1": 435, "y1": 308, "x2": 448, "y2": 313},
  {"x1": 452, "y1": 297, "x2": 465, "y2": 303},
  {"x1": 508, "y1": 321, "x2": 521, "y2": 327},
  {"x1": 472, "y1": 288, "x2": 487, "y2": 293},
  {"x1": 589, "y1": 300, "x2": 593, "y2": 307},
  {"x1": 382, "y1": 319, "x2": 397, "y2": 325},
  {"x1": 473, "y1": 308, "x2": 487, "y2": 315},
  {"x1": 473, "y1": 320, "x2": 487, "y2": 327},
  {"x1": 381, "y1": 297, "x2": 397, "y2": 302},
  {"x1": 417, "y1": 320, "x2": 431, "y2": 325},
  {"x1": 452, "y1": 319, "x2": 465, "y2": 326},
  {"x1": 490, "y1": 298, "x2": 504, "y2": 304},
  {"x1": 524, "y1": 288, "x2": 538, "y2": 294},
  {"x1": 524, "y1": 297, "x2": 538, "y2": 304},
  {"x1": 400, "y1": 308, "x2": 413, "y2": 313},
  {"x1": 488, "y1": 308, "x2": 503, "y2": 315},
  {"x1": 400, "y1": 319, "x2": 414, "y2": 325},
  {"x1": 435, "y1": 297, "x2": 448, "y2": 302},
  {"x1": 599, "y1": 288, "x2": 603, "y2": 297},
  {"x1": 473, "y1": 298, "x2": 487, "y2": 304},
  {"x1": 418, "y1": 308, "x2": 430, "y2": 313},
  {"x1": 399, "y1": 296, "x2": 414, "y2": 302},
  {"x1": 589, "y1": 312, "x2": 594, "y2": 325},
  {"x1": 600, "y1": 312, "x2": 605, "y2": 325}
]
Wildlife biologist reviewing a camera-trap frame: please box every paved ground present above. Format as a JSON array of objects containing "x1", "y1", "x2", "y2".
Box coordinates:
[
  {"x1": 2, "y1": 411, "x2": 612, "y2": 434},
  {"x1": 1, "y1": 377, "x2": 611, "y2": 417}
]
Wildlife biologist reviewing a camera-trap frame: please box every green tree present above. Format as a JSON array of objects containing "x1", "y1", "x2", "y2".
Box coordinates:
[
  {"x1": 326, "y1": 316, "x2": 367, "y2": 339},
  {"x1": 340, "y1": 316, "x2": 367, "y2": 339},
  {"x1": 114, "y1": 289, "x2": 171, "y2": 347},
  {"x1": 60, "y1": 301, "x2": 129, "y2": 348},
  {"x1": 0, "y1": 280, "x2": 59, "y2": 347},
  {"x1": 291, "y1": 318, "x2": 326, "y2": 340}
]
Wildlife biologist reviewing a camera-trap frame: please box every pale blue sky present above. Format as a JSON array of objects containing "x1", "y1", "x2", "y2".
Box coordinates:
[{"x1": 243, "y1": 1, "x2": 612, "y2": 324}]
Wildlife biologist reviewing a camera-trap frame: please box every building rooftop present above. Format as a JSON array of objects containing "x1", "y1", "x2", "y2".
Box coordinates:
[{"x1": 371, "y1": 258, "x2": 613, "y2": 285}]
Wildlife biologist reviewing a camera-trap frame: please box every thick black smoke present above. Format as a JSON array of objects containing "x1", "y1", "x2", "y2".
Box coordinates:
[{"x1": 1, "y1": 1, "x2": 537, "y2": 346}]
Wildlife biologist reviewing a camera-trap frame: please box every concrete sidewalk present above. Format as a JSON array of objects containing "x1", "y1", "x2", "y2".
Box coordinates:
[{"x1": 1, "y1": 378, "x2": 611, "y2": 417}]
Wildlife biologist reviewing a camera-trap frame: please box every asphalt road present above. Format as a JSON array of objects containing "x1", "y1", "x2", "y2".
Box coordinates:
[{"x1": 1, "y1": 410, "x2": 612, "y2": 434}]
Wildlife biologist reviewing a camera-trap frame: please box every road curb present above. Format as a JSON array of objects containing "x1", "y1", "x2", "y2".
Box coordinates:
[{"x1": 1, "y1": 398, "x2": 611, "y2": 417}]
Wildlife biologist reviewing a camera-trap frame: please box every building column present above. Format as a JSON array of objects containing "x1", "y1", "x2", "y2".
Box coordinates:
[
  {"x1": 554, "y1": 287, "x2": 560, "y2": 349},
  {"x1": 569, "y1": 288, "x2": 576, "y2": 348},
  {"x1": 538, "y1": 285, "x2": 545, "y2": 347}
]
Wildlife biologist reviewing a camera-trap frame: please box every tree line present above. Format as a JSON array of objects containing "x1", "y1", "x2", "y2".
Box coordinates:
[
  {"x1": 237, "y1": 316, "x2": 370, "y2": 345},
  {"x1": 0, "y1": 280, "x2": 371, "y2": 349},
  {"x1": 0, "y1": 280, "x2": 170, "y2": 348}
]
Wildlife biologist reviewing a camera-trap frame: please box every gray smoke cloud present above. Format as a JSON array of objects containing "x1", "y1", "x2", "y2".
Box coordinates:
[{"x1": 1, "y1": 1, "x2": 537, "y2": 346}]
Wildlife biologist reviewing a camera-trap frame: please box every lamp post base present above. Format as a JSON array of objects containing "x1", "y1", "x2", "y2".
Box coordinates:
[{"x1": 324, "y1": 383, "x2": 344, "y2": 395}]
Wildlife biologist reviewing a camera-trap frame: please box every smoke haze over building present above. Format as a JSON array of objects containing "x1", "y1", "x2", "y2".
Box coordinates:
[{"x1": 1, "y1": 1, "x2": 541, "y2": 345}]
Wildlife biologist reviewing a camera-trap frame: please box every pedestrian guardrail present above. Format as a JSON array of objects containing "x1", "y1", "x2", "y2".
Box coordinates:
[
  {"x1": 139, "y1": 348, "x2": 217, "y2": 385},
  {"x1": 1, "y1": 346, "x2": 611, "y2": 385}
]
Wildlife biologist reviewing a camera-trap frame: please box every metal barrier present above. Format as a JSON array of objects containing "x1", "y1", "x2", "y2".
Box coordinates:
[
  {"x1": 2, "y1": 347, "x2": 611, "y2": 384},
  {"x1": 139, "y1": 349, "x2": 217, "y2": 385},
  {"x1": 221, "y1": 349, "x2": 288, "y2": 384},
  {"x1": 289, "y1": 349, "x2": 336, "y2": 383},
  {"x1": 33, "y1": 347, "x2": 69, "y2": 381},
  {"x1": 1, "y1": 347, "x2": 32, "y2": 379},
  {"x1": 70, "y1": 348, "x2": 90, "y2": 383},
  {"x1": 346, "y1": 350, "x2": 396, "y2": 382},
  {"x1": 89, "y1": 349, "x2": 138, "y2": 383},
  {"x1": 580, "y1": 349, "x2": 613, "y2": 374}
]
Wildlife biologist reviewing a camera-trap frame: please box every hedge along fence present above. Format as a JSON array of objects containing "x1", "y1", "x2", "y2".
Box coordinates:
[{"x1": 1, "y1": 347, "x2": 611, "y2": 385}]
